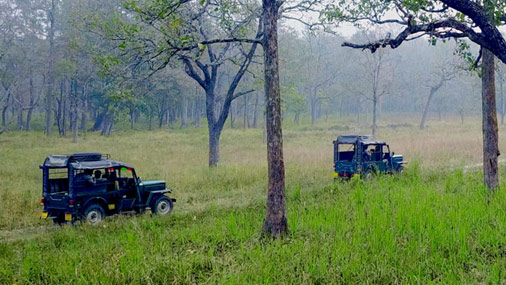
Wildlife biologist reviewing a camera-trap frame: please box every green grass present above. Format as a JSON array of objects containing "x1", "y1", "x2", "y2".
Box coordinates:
[
  {"x1": 2, "y1": 116, "x2": 506, "y2": 283},
  {"x1": 2, "y1": 169, "x2": 506, "y2": 283}
]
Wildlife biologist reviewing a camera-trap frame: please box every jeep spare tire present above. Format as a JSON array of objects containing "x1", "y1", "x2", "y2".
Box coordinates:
[
  {"x1": 83, "y1": 204, "x2": 105, "y2": 226},
  {"x1": 152, "y1": 196, "x2": 173, "y2": 216}
]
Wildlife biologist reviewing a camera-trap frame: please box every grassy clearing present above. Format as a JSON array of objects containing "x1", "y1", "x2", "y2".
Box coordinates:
[{"x1": 1, "y1": 115, "x2": 506, "y2": 283}]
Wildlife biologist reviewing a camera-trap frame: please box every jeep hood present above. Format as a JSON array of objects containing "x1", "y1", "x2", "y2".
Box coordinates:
[{"x1": 140, "y1": 180, "x2": 166, "y2": 191}]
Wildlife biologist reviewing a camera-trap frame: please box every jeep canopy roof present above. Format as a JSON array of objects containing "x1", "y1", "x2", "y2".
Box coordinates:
[
  {"x1": 336, "y1": 135, "x2": 386, "y2": 145},
  {"x1": 40, "y1": 152, "x2": 133, "y2": 170}
]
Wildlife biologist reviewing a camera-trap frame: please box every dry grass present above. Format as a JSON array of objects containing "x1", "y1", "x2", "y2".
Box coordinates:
[{"x1": 0, "y1": 115, "x2": 504, "y2": 230}]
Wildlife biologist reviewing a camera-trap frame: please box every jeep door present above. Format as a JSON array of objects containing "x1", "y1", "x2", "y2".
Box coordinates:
[
  {"x1": 362, "y1": 144, "x2": 388, "y2": 173},
  {"x1": 117, "y1": 167, "x2": 137, "y2": 210}
]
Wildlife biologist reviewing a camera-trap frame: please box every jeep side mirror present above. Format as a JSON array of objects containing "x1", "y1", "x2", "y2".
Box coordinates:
[{"x1": 392, "y1": 152, "x2": 395, "y2": 156}]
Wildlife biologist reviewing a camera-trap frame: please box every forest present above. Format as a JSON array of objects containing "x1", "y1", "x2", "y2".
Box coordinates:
[{"x1": 2, "y1": 0, "x2": 506, "y2": 283}]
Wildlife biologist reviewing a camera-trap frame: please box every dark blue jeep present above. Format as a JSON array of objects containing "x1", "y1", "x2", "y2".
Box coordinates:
[
  {"x1": 40, "y1": 153, "x2": 175, "y2": 225},
  {"x1": 333, "y1": 135, "x2": 405, "y2": 179}
]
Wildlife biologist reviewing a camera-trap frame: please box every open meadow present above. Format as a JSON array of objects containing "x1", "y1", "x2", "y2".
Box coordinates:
[{"x1": 2, "y1": 116, "x2": 506, "y2": 283}]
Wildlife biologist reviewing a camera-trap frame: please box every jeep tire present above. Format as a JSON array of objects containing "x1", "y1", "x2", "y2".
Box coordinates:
[
  {"x1": 83, "y1": 204, "x2": 105, "y2": 226},
  {"x1": 363, "y1": 166, "x2": 377, "y2": 180},
  {"x1": 151, "y1": 196, "x2": 173, "y2": 216}
]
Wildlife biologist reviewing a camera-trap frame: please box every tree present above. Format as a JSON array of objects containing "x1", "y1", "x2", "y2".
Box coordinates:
[
  {"x1": 261, "y1": 0, "x2": 287, "y2": 237},
  {"x1": 99, "y1": 0, "x2": 261, "y2": 166},
  {"x1": 419, "y1": 58, "x2": 458, "y2": 130},
  {"x1": 282, "y1": 84, "x2": 306, "y2": 124},
  {"x1": 324, "y1": 0, "x2": 506, "y2": 190}
]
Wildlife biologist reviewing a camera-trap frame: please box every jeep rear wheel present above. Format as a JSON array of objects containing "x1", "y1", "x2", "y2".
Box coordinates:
[
  {"x1": 152, "y1": 196, "x2": 173, "y2": 216},
  {"x1": 83, "y1": 204, "x2": 105, "y2": 226},
  {"x1": 363, "y1": 167, "x2": 377, "y2": 180}
]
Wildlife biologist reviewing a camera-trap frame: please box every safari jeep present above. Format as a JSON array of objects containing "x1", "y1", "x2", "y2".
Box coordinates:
[
  {"x1": 333, "y1": 135, "x2": 405, "y2": 179},
  {"x1": 40, "y1": 153, "x2": 175, "y2": 225}
]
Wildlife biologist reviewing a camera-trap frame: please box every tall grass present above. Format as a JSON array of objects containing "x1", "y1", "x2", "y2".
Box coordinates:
[
  {"x1": 1, "y1": 168, "x2": 506, "y2": 283},
  {"x1": 1, "y1": 116, "x2": 506, "y2": 283}
]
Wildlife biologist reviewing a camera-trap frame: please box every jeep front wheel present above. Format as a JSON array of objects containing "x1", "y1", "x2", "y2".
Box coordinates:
[
  {"x1": 151, "y1": 196, "x2": 173, "y2": 216},
  {"x1": 83, "y1": 204, "x2": 105, "y2": 226}
]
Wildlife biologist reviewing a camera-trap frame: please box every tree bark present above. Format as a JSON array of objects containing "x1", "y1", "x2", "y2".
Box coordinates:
[
  {"x1": 209, "y1": 128, "x2": 221, "y2": 166},
  {"x1": 482, "y1": 48, "x2": 499, "y2": 191},
  {"x1": 262, "y1": 0, "x2": 288, "y2": 237}
]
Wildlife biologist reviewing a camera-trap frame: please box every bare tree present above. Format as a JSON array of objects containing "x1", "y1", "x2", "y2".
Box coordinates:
[{"x1": 420, "y1": 64, "x2": 457, "y2": 130}]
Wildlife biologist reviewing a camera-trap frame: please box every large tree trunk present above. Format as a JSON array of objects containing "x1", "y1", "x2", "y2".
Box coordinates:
[
  {"x1": 209, "y1": 128, "x2": 221, "y2": 167},
  {"x1": 262, "y1": 0, "x2": 288, "y2": 237},
  {"x1": 482, "y1": 48, "x2": 499, "y2": 191}
]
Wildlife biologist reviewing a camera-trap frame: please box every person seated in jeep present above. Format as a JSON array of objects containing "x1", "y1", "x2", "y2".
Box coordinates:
[
  {"x1": 363, "y1": 145, "x2": 372, "y2": 161},
  {"x1": 76, "y1": 169, "x2": 96, "y2": 186}
]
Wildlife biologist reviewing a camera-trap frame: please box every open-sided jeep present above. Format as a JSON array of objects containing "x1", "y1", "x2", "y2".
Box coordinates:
[
  {"x1": 333, "y1": 135, "x2": 405, "y2": 179},
  {"x1": 40, "y1": 153, "x2": 175, "y2": 225}
]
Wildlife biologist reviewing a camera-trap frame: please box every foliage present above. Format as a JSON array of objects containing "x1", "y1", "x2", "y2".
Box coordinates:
[
  {"x1": 281, "y1": 84, "x2": 306, "y2": 115},
  {"x1": 322, "y1": 0, "x2": 506, "y2": 64}
]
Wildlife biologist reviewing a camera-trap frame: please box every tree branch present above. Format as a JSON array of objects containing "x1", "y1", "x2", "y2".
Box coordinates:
[
  {"x1": 232, "y1": 89, "x2": 255, "y2": 100},
  {"x1": 342, "y1": 18, "x2": 484, "y2": 53}
]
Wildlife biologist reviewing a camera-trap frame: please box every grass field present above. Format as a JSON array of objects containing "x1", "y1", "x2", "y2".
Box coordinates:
[{"x1": 1, "y1": 115, "x2": 506, "y2": 283}]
